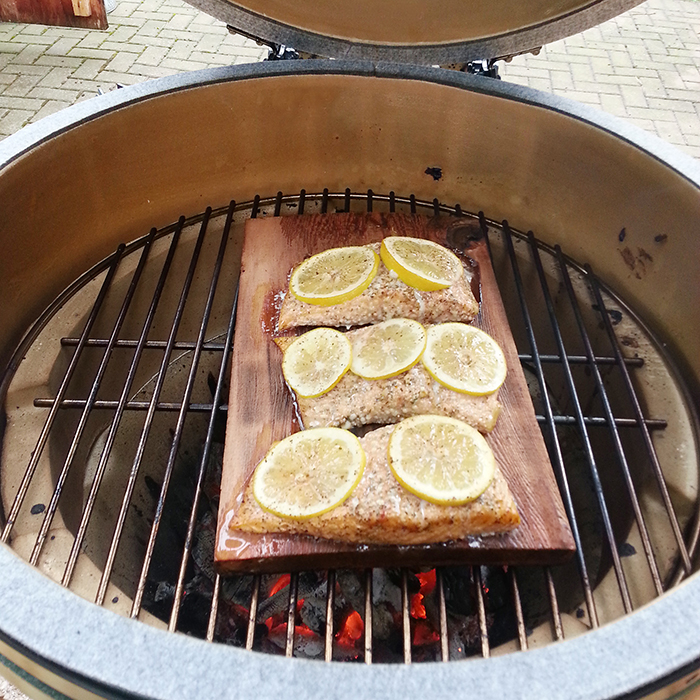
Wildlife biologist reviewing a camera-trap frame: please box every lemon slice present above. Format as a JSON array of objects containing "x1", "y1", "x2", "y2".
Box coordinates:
[
  {"x1": 289, "y1": 246, "x2": 380, "y2": 306},
  {"x1": 350, "y1": 318, "x2": 426, "y2": 380},
  {"x1": 388, "y1": 415, "x2": 495, "y2": 506},
  {"x1": 253, "y1": 428, "x2": 365, "y2": 520},
  {"x1": 282, "y1": 327, "x2": 352, "y2": 398},
  {"x1": 380, "y1": 237, "x2": 463, "y2": 291},
  {"x1": 422, "y1": 323, "x2": 507, "y2": 395}
]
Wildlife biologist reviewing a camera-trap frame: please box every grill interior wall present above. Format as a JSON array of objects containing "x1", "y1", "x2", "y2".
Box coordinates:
[{"x1": 0, "y1": 192, "x2": 698, "y2": 662}]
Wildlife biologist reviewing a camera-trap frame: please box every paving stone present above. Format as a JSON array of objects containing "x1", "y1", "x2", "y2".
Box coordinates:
[
  {"x1": 599, "y1": 93, "x2": 628, "y2": 116},
  {"x1": 654, "y1": 118, "x2": 688, "y2": 144},
  {"x1": 37, "y1": 66, "x2": 74, "y2": 88},
  {"x1": 0, "y1": 95, "x2": 45, "y2": 111},
  {"x1": 67, "y1": 47, "x2": 116, "y2": 60},
  {"x1": 11, "y1": 44, "x2": 46, "y2": 64},
  {"x1": 620, "y1": 84, "x2": 650, "y2": 108},
  {"x1": 104, "y1": 50, "x2": 140, "y2": 73},
  {"x1": 574, "y1": 80, "x2": 622, "y2": 95},
  {"x1": 166, "y1": 39, "x2": 197, "y2": 60},
  {"x1": 160, "y1": 57, "x2": 208, "y2": 71},
  {"x1": 2, "y1": 63, "x2": 52, "y2": 77},
  {"x1": 126, "y1": 63, "x2": 177, "y2": 78},
  {"x1": 139, "y1": 45, "x2": 169, "y2": 66},
  {"x1": 27, "y1": 85, "x2": 81, "y2": 101},
  {"x1": 1, "y1": 73, "x2": 42, "y2": 97},
  {"x1": 45, "y1": 37, "x2": 81, "y2": 54},
  {"x1": 676, "y1": 110, "x2": 700, "y2": 135},
  {"x1": 108, "y1": 25, "x2": 140, "y2": 42},
  {"x1": 74, "y1": 32, "x2": 109, "y2": 49},
  {"x1": 63, "y1": 77, "x2": 114, "y2": 92},
  {"x1": 0, "y1": 108, "x2": 33, "y2": 134},
  {"x1": 648, "y1": 96, "x2": 697, "y2": 113},
  {"x1": 89, "y1": 70, "x2": 141, "y2": 85},
  {"x1": 35, "y1": 55, "x2": 85, "y2": 68},
  {"x1": 29, "y1": 99, "x2": 72, "y2": 121}
]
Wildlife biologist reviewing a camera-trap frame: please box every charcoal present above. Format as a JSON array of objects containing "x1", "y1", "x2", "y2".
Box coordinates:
[
  {"x1": 336, "y1": 570, "x2": 365, "y2": 613},
  {"x1": 299, "y1": 595, "x2": 326, "y2": 634},
  {"x1": 257, "y1": 571, "x2": 322, "y2": 619}
]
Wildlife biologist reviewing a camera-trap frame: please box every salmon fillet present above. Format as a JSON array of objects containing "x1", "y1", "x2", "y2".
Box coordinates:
[
  {"x1": 229, "y1": 424, "x2": 520, "y2": 545},
  {"x1": 276, "y1": 333, "x2": 502, "y2": 433},
  {"x1": 277, "y1": 243, "x2": 479, "y2": 331}
]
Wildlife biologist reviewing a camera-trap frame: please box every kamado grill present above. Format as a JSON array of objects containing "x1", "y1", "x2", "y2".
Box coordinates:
[{"x1": 0, "y1": 2, "x2": 700, "y2": 698}]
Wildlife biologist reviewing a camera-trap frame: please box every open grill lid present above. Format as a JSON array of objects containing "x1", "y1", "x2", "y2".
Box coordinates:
[{"x1": 186, "y1": 0, "x2": 644, "y2": 63}]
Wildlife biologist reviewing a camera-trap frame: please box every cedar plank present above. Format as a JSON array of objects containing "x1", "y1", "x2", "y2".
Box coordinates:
[{"x1": 216, "y1": 213, "x2": 574, "y2": 573}]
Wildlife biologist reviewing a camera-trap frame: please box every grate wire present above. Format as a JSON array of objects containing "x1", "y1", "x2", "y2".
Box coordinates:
[{"x1": 0, "y1": 190, "x2": 697, "y2": 665}]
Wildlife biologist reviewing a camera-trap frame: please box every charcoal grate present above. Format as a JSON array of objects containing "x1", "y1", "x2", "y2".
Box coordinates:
[{"x1": 0, "y1": 190, "x2": 698, "y2": 663}]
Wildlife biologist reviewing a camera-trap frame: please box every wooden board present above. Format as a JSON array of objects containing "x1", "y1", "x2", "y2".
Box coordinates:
[
  {"x1": 215, "y1": 213, "x2": 575, "y2": 574},
  {"x1": 0, "y1": 0, "x2": 108, "y2": 29}
]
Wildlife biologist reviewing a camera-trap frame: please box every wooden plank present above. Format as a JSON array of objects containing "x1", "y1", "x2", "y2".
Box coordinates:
[
  {"x1": 215, "y1": 213, "x2": 575, "y2": 574},
  {"x1": 0, "y1": 0, "x2": 107, "y2": 30}
]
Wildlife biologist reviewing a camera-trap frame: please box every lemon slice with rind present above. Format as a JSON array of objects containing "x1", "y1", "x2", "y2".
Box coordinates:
[
  {"x1": 380, "y1": 236, "x2": 463, "y2": 291},
  {"x1": 253, "y1": 428, "x2": 365, "y2": 520},
  {"x1": 422, "y1": 323, "x2": 507, "y2": 395},
  {"x1": 289, "y1": 246, "x2": 379, "y2": 306},
  {"x1": 350, "y1": 318, "x2": 426, "y2": 380},
  {"x1": 282, "y1": 327, "x2": 352, "y2": 398},
  {"x1": 388, "y1": 415, "x2": 495, "y2": 506}
]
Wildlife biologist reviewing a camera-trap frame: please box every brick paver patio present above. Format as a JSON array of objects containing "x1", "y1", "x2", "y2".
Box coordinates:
[{"x1": 0, "y1": 0, "x2": 699, "y2": 160}]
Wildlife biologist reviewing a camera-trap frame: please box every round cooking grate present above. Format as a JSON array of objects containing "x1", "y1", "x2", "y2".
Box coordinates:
[{"x1": 0, "y1": 190, "x2": 697, "y2": 663}]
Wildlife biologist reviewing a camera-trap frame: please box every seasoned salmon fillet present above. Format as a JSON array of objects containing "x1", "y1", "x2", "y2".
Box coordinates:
[
  {"x1": 278, "y1": 243, "x2": 479, "y2": 330},
  {"x1": 276, "y1": 333, "x2": 502, "y2": 433},
  {"x1": 229, "y1": 424, "x2": 520, "y2": 545}
]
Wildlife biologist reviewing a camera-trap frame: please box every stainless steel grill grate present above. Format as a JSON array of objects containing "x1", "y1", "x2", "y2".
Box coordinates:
[{"x1": 0, "y1": 190, "x2": 697, "y2": 664}]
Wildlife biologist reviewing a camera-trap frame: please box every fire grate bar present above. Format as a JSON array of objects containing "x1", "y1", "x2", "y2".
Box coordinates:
[
  {"x1": 168, "y1": 201, "x2": 239, "y2": 632},
  {"x1": 29, "y1": 397, "x2": 668, "y2": 430},
  {"x1": 1, "y1": 189, "x2": 698, "y2": 666},
  {"x1": 1, "y1": 243, "x2": 127, "y2": 545},
  {"x1": 496, "y1": 219, "x2": 601, "y2": 627},
  {"x1": 584, "y1": 262, "x2": 693, "y2": 575},
  {"x1": 58, "y1": 337, "x2": 646, "y2": 371},
  {"x1": 526, "y1": 229, "x2": 663, "y2": 598}
]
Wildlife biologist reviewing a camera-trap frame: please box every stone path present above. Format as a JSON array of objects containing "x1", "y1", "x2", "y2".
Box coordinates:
[
  {"x1": 0, "y1": 0, "x2": 699, "y2": 159},
  {"x1": 499, "y1": 0, "x2": 700, "y2": 159},
  {"x1": 0, "y1": 0, "x2": 267, "y2": 138}
]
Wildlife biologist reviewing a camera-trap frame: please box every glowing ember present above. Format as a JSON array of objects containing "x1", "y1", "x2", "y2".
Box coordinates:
[
  {"x1": 269, "y1": 574, "x2": 291, "y2": 596},
  {"x1": 410, "y1": 593, "x2": 427, "y2": 619},
  {"x1": 413, "y1": 620, "x2": 440, "y2": 646},
  {"x1": 336, "y1": 610, "x2": 364, "y2": 648},
  {"x1": 416, "y1": 569, "x2": 436, "y2": 595}
]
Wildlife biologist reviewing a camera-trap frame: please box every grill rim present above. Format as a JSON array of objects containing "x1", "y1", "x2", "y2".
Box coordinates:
[
  {"x1": 0, "y1": 62, "x2": 700, "y2": 699},
  {"x1": 1, "y1": 60, "x2": 700, "y2": 189},
  {"x1": 0, "y1": 542, "x2": 700, "y2": 700},
  {"x1": 182, "y1": 0, "x2": 645, "y2": 65}
]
